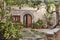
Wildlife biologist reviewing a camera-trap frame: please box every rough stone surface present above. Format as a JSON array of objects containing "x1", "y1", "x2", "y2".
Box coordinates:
[
  {"x1": 19, "y1": 29, "x2": 50, "y2": 40},
  {"x1": 19, "y1": 28, "x2": 60, "y2": 40}
]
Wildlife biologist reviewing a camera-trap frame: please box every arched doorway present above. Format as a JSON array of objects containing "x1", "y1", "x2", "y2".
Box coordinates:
[{"x1": 23, "y1": 14, "x2": 32, "y2": 28}]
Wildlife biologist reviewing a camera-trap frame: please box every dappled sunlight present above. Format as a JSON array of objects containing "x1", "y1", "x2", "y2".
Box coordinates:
[{"x1": 0, "y1": 0, "x2": 60, "y2": 40}]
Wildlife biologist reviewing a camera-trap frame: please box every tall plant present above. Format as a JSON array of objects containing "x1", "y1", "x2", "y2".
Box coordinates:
[
  {"x1": 0, "y1": 0, "x2": 24, "y2": 40},
  {"x1": 44, "y1": 0, "x2": 60, "y2": 28}
]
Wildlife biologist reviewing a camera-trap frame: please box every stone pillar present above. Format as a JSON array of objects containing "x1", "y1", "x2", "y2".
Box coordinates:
[{"x1": 21, "y1": 15, "x2": 23, "y2": 23}]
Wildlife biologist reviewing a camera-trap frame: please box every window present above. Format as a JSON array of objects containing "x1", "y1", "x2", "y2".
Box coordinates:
[{"x1": 12, "y1": 15, "x2": 20, "y2": 23}]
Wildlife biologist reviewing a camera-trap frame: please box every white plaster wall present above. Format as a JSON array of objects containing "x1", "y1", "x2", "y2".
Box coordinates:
[
  {"x1": 21, "y1": 6, "x2": 37, "y2": 10},
  {"x1": 52, "y1": 12, "x2": 57, "y2": 27},
  {"x1": 33, "y1": 5, "x2": 46, "y2": 22},
  {"x1": 10, "y1": 5, "x2": 47, "y2": 23}
]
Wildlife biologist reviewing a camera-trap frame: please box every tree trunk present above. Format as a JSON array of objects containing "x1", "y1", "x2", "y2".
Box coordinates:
[{"x1": 53, "y1": 5, "x2": 59, "y2": 28}]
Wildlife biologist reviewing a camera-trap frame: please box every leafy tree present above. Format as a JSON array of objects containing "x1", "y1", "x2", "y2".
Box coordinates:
[
  {"x1": 44, "y1": 0, "x2": 60, "y2": 28},
  {"x1": 4, "y1": 0, "x2": 42, "y2": 8},
  {"x1": 0, "y1": 0, "x2": 24, "y2": 40}
]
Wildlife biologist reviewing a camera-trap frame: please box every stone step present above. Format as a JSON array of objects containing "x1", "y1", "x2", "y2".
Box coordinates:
[{"x1": 19, "y1": 37, "x2": 44, "y2": 40}]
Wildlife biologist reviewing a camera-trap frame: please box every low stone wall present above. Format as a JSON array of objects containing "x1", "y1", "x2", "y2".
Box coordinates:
[
  {"x1": 55, "y1": 29, "x2": 60, "y2": 40},
  {"x1": 44, "y1": 28, "x2": 60, "y2": 40}
]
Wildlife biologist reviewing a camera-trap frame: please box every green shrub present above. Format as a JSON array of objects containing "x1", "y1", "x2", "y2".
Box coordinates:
[
  {"x1": 0, "y1": 16, "x2": 24, "y2": 40},
  {"x1": 32, "y1": 19, "x2": 44, "y2": 29},
  {"x1": 36, "y1": 19, "x2": 44, "y2": 26}
]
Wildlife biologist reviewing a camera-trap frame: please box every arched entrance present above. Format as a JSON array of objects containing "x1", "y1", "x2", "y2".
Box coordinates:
[{"x1": 23, "y1": 14, "x2": 32, "y2": 28}]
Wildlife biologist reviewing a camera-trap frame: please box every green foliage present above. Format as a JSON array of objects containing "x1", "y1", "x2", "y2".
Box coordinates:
[
  {"x1": 0, "y1": 15, "x2": 24, "y2": 40},
  {"x1": 44, "y1": 13, "x2": 53, "y2": 20},
  {"x1": 0, "y1": 2, "x2": 4, "y2": 8},
  {"x1": 31, "y1": 29, "x2": 44, "y2": 36},
  {"x1": 4, "y1": 0, "x2": 42, "y2": 8},
  {"x1": 36, "y1": 20, "x2": 44, "y2": 26},
  {"x1": 46, "y1": 3, "x2": 56, "y2": 13},
  {"x1": 32, "y1": 19, "x2": 44, "y2": 29},
  {"x1": 44, "y1": 13, "x2": 53, "y2": 27},
  {"x1": 32, "y1": 22, "x2": 38, "y2": 27},
  {"x1": 13, "y1": 22, "x2": 24, "y2": 29},
  {"x1": 0, "y1": 1, "x2": 24, "y2": 40}
]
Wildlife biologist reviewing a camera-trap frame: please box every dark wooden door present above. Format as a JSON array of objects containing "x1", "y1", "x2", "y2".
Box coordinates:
[
  {"x1": 27, "y1": 15, "x2": 32, "y2": 27},
  {"x1": 23, "y1": 14, "x2": 32, "y2": 27}
]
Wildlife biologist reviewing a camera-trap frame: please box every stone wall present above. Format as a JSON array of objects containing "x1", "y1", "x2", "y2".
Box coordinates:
[
  {"x1": 10, "y1": 4, "x2": 57, "y2": 28},
  {"x1": 44, "y1": 28, "x2": 60, "y2": 40},
  {"x1": 10, "y1": 5, "x2": 47, "y2": 23}
]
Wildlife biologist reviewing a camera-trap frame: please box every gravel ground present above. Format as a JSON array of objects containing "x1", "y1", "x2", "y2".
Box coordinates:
[{"x1": 19, "y1": 28, "x2": 50, "y2": 40}]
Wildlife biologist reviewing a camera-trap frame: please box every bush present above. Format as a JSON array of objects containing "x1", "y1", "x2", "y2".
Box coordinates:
[
  {"x1": 32, "y1": 19, "x2": 44, "y2": 29},
  {"x1": 0, "y1": 16, "x2": 24, "y2": 40}
]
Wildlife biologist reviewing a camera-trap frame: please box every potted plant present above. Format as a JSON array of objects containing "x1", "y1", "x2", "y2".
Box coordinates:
[{"x1": 36, "y1": 19, "x2": 44, "y2": 29}]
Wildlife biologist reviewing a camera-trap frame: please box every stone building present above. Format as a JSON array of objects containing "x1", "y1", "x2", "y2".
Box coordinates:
[
  {"x1": 4, "y1": 1, "x2": 58, "y2": 28},
  {"x1": 9, "y1": 3, "x2": 47, "y2": 27}
]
